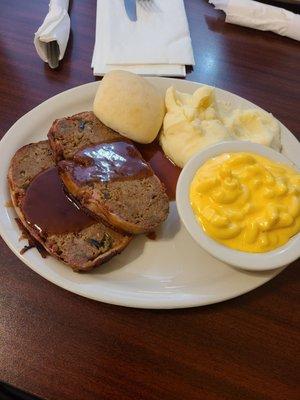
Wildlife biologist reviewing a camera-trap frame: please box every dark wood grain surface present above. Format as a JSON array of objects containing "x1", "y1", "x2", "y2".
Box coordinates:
[{"x1": 0, "y1": 1, "x2": 299, "y2": 399}]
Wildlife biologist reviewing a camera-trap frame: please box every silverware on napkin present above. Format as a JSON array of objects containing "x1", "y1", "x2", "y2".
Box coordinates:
[
  {"x1": 34, "y1": 0, "x2": 70, "y2": 68},
  {"x1": 124, "y1": 0, "x2": 137, "y2": 21},
  {"x1": 209, "y1": 0, "x2": 300, "y2": 42},
  {"x1": 93, "y1": 0, "x2": 194, "y2": 77}
]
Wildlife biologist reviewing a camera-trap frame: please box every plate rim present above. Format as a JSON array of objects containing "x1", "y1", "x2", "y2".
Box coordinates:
[{"x1": 0, "y1": 222, "x2": 286, "y2": 308}]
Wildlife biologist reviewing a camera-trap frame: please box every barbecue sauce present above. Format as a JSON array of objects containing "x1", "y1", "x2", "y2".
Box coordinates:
[
  {"x1": 22, "y1": 139, "x2": 181, "y2": 239},
  {"x1": 60, "y1": 140, "x2": 181, "y2": 201},
  {"x1": 22, "y1": 167, "x2": 95, "y2": 236},
  {"x1": 136, "y1": 141, "x2": 182, "y2": 201},
  {"x1": 62, "y1": 141, "x2": 153, "y2": 184}
]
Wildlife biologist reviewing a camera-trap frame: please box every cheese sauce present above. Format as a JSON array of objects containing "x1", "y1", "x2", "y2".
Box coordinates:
[{"x1": 190, "y1": 152, "x2": 300, "y2": 252}]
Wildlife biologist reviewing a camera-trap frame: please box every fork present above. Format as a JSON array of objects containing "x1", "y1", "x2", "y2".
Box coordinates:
[{"x1": 137, "y1": 0, "x2": 160, "y2": 12}]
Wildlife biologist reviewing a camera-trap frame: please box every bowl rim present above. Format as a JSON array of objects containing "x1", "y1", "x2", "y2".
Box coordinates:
[{"x1": 176, "y1": 140, "x2": 300, "y2": 271}]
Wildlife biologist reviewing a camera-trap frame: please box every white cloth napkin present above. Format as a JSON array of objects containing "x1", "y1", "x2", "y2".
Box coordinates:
[
  {"x1": 34, "y1": 0, "x2": 70, "y2": 64},
  {"x1": 92, "y1": 0, "x2": 195, "y2": 77},
  {"x1": 209, "y1": 0, "x2": 300, "y2": 41}
]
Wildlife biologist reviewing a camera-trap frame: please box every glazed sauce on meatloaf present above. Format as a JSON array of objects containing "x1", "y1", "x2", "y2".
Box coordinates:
[
  {"x1": 62, "y1": 141, "x2": 153, "y2": 184},
  {"x1": 60, "y1": 140, "x2": 181, "y2": 201},
  {"x1": 136, "y1": 141, "x2": 182, "y2": 201},
  {"x1": 22, "y1": 167, "x2": 94, "y2": 235}
]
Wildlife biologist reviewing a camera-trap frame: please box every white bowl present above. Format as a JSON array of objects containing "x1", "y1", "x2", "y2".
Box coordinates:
[{"x1": 176, "y1": 140, "x2": 300, "y2": 271}]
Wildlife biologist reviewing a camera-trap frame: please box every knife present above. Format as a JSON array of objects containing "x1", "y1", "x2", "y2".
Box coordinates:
[{"x1": 123, "y1": 0, "x2": 137, "y2": 22}]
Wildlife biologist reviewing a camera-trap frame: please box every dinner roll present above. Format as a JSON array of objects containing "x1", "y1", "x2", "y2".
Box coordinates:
[{"x1": 93, "y1": 70, "x2": 165, "y2": 144}]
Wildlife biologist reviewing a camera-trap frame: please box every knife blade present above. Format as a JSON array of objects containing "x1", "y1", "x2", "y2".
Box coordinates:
[{"x1": 123, "y1": 0, "x2": 137, "y2": 22}]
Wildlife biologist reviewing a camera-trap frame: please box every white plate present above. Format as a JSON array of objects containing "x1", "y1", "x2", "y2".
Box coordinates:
[{"x1": 0, "y1": 78, "x2": 299, "y2": 309}]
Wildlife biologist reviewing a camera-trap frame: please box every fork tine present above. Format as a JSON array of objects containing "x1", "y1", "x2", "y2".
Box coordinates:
[
  {"x1": 151, "y1": 1, "x2": 160, "y2": 12},
  {"x1": 138, "y1": 0, "x2": 154, "y2": 12},
  {"x1": 138, "y1": 0, "x2": 148, "y2": 11},
  {"x1": 138, "y1": 0, "x2": 160, "y2": 13}
]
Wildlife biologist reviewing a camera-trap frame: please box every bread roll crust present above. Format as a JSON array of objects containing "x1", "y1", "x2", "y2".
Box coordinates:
[{"x1": 93, "y1": 71, "x2": 165, "y2": 144}]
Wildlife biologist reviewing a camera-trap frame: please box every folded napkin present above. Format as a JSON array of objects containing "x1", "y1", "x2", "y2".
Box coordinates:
[
  {"x1": 209, "y1": 0, "x2": 300, "y2": 41},
  {"x1": 34, "y1": 0, "x2": 70, "y2": 67},
  {"x1": 92, "y1": 0, "x2": 195, "y2": 77}
]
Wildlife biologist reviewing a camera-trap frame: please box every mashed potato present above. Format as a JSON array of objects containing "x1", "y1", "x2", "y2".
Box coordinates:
[
  {"x1": 160, "y1": 86, "x2": 229, "y2": 168},
  {"x1": 224, "y1": 109, "x2": 281, "y2": 151},
  {"x1": 160, "y1": 85, "x2": 281, "y2": 168}
]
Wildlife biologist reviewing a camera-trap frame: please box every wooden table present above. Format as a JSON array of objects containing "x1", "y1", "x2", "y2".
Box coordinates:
[{"x1": 0, "y1": 1, "x2": 299, "y2": 399}]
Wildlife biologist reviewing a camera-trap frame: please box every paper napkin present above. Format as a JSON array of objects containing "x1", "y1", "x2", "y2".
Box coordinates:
[
  {"x1": 209, "y1": 0, "x2": 300, "y2": 41},
  {"x1": 92, "y1": 0, "x2": 195, "y2": 77}
]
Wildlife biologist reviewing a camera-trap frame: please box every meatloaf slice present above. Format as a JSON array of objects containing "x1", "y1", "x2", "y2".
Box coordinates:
[
  {"x1": 48, "y1": 111, "x2": 121, "y2": 162},
  {"x1": 8, "y1": 140, "x2": 131, "y2": 272},
  {"x1": 48, "y1": 112, "x2": 169, "y2": 234}
]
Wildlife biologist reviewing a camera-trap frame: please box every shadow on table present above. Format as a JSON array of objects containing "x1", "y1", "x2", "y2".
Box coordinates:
[{"x1": 0, "y1": 382, "x2": 42, "y2": 400}]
